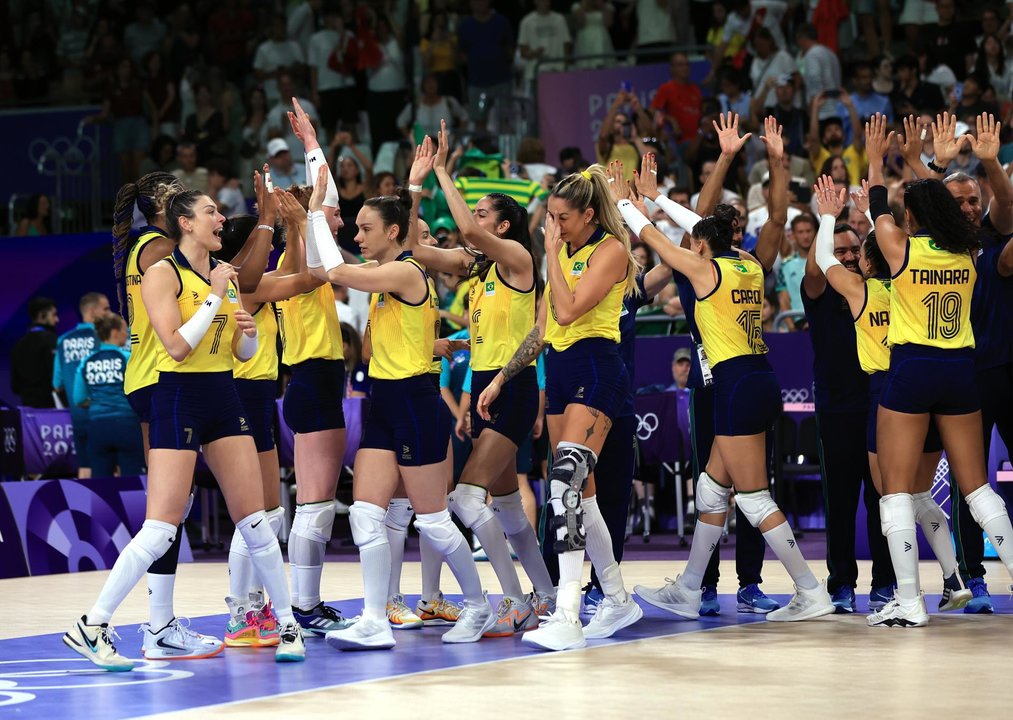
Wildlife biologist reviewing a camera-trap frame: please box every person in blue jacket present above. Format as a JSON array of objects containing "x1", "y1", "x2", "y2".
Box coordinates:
[{"x1": 73, "y1": 313, "x2": 144, "y2": 478}]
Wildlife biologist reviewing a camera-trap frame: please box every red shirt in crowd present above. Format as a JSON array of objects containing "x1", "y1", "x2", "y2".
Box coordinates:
[{"x1": 651, "y1": 81, "x2": 702, "y2": 142}]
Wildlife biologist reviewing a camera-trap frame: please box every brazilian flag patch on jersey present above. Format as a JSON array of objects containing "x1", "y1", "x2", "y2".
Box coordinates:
[
  {"x1": 928, "y1": 239, "x2": 943, "y2": 251},
  {"x1": 732, "y1": 263, "x2": 748, "y2": 273},
  {"x1": 571, "y1": 261, "x2": 585, "y2": 275},
  {"x1": 484, "y1": 281, "x2": 495, "y2": 296},
  {"x1": 377, "y1": 293, "x2": 385, "y2": 308},
  {"x1": 226, "y1": 287, "x2": 238, "y2": 304}
]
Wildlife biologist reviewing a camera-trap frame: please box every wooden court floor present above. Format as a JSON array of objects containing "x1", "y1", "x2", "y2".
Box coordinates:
[{"x1": 3, "y1": 559, "x2": 1011, "y2": 719}]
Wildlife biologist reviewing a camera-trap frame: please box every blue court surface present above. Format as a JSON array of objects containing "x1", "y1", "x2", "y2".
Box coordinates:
[{"x1": 0, "y1": 591, "x2": 969, "y2": 718}]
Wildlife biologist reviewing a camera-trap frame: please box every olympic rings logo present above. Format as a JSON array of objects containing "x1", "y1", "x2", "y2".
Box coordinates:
[
  {"x1": 781, "y1": 388, "x2": 810, "y2": 404},
  {"x1": 635, "y1": 412, "x2": 659, "y2": 440},
  {"x1": 28, "y1": 132, "x2": 97, "y2": 177}
]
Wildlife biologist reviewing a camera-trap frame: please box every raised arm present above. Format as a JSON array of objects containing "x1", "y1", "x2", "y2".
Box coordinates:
[
  {"x1": 840, "y1": 90, "x2": 864, "y2": 150},
  {"x1": 969, "y1": 113, "x2": 1013, "y2": 235},
  {"x1": 230, "y1": 167, "x2": 278, "y2": 292},
  {"x1": 697, "y1": 112, "x2": 751, "y2": 216},
  {"x1": 755, "y1": 116, "x2": 787, "y2": 272},
  {"x1": 635, "y1": 153, "x2": 702, "y2": 233},
  {"x1": 929, "y1": 111, "x2": 969, "y2": 178},
  {"x1": 433, "y1": 120, "x2": 533, "y2": 286},
  {"x1": 866, "y1": 113, "x2": 908, "y2": 273},
  {"x1": 811, "y1": 175, "x2": 866, "y2": 314},
  {"x1": 898, "y1": 115, "x2": 935, "y2": 179}
]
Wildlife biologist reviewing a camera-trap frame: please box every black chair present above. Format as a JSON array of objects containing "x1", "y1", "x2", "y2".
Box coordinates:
[{"x1": 775, "y1": 414, "x2": 822, "y2": 533}]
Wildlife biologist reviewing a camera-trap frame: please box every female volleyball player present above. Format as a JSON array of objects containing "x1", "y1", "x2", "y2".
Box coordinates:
[
  {"x1": 616, "y1": 160, "x2": 834, "y2": 623},
  {"x1": 476, "y1": 164, "x2": 644, "y2": 651},
  {"x1": 810, "y1": 175, "x2": 972, "y2": 613},
  {"x1": 303, "y1": 166, "x2": 496, "y2": 651},
  {"x1": 64, "y1": 188, "x2": 303, "y2": 670},
  {"x1": 401, "y1": 128, "x2": 554, "y2": 635},
  {"x1": 864, "y1": 113, "x2": 1013, "y2": 626}
]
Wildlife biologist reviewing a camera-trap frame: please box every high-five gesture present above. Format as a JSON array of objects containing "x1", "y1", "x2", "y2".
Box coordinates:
[
  {"x1": 287, "y1": 97, "x2": 319, "y2": 151},
  {"x1": 715, "y1": 112, "x2": 752, "y2": 157},
  {"x1": 969, "y1": 112, "x2": 1002, "y2": 161},
  {"x1": 931, "y1": 111, "x2": 969, "y2": 168},
  {"x1": 634, "y1": 153, "x2": 659, "y2": 201},
  {"x1": 254, "y1": 164, "x2": 278, "y2": 224},
  {"x1": 760, "y1": 116, "x2": 783, "y2": 161},
  {"x1": 899, "y1": 115, "x2": 924, "y2": 166},
  {"x1": 409, "y1": 135, "x2": 435, "y2": 188},
  {"x1": 866, "y1": 113, "x2": 893, "y2": 186},
  {"x1": 606, "y1": 160, "x2": 631, "y2": 203},
  {"x1": 434, "y1": 118, "x2": 451, "y2": 174},
  {"x1": 850, "y1": 179, "x2": 871, "y2": 215},
  {"x1": 814, "y1": 174, "x2": 847, "y2": 217}
]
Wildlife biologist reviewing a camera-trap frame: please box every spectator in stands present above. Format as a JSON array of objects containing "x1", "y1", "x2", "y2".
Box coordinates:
[
  {"x1": 666, "y1": 347, "x2": 692, "y2": 392},
  {"x1": 288, "y1": 0, "x2": 322, "y2": 49},
  {"x1": 332, "y1": 131, "x2": 374, "y2": 253},
  {"x1": 397, "y1": 73, "x2": 468, "y2": 141},
  {"x1": 808, "y1": 93, "x2": 866, "y2": 188},
  {"x1": 309, "y1": 7, "x2": 357, "y2": 136},
  {"x1": 949, "y1": 74, "x2": 1000, "y2": 123},
  {"x1": 651, "y1": 53, "x2": 702, "y2": 145},
  {"x1": 253, "y1": 14, "x2": 306, "y2": 104},
  {"x1": 457, "y1": 0, "x2": 514, "y2": 129},
  {"x1": 635, "y1": 0, "x2": 677, "y2": 64},
  {"x1": 183, "y1": 82, "x2": 227, "y2": 164},
  {"x1": 421, "y1": 10, "x2": 462, "y2": 99},
  {"x1": 124, "y1": 3, "x2": 166, "y2": 65},
  {"x1": 15, "y1": 194, "x2": 51, "y2": 237},
  {"x1": 690, "y1": 157, "x2": 742, "y2": 209},
  {"x1": 973, "y1": 34, "x2": 1013, "y2": 102},
  {"x1": 891, "y1": 54, "x2": 946, "y2": 116},
  {"x1": 653, "y1": 186, "x2": 692, "y2": 243},
  {"x1": 750, "y1": 74, "x2": 806, "y2": 157},
  {"x1": 163, "y1": 5, "x2": 200, "y2": 77},
  {"x1": 10, "y1": 296, "x2": 59, "y2": 408},
  {"x1": 366, "y1": 12, "x2": 408, "y2": 154},
  {"x1": 570, "y1": 0, "x2": 615, "y2": 70},
  {"x1": 172, "y1": 141, "x2": 209, "y2": 194},
  {"x1": 872, "y1": 55, "x2": 895, "y2": 96},
  {"x1": 516, "y1": 137, "x2": 556, "y2": 186},
  {"x1": 717, "y1": 69, "x2": 752, "y2": 122},
  {"x1": 518, "y1": 0, "x2": 572, "y2": 87},
  {"x1": 750, "y1": 27, "x2": 796, "y2": 110},
  {"x1": 207, "y1": 0, "x2": 255, "y2": 82},
  {"x1": 208, "y1": 161, "x2": 247, "y2": 217},
  {"x1": 240, "y1": 88, "x2": 269, "y2": 163},
  {"x1": 776, "y1": 213, "x2": 815, "y2": 315},
  {"x1": 142, "y1": 51, "x2": 179, "y2": 139},
  {"x1": 744, "y1": 169, "x2": 803, "y2": 246},
  {"x1": 899, "y1": 0, "x2": 939, "y2": 50},
  {"x1": 558, "y1": 146, "x2": 589, "y2": 174},
  {"x1": 849, "y1": 61, "x2": 893, "y2": 122},
  {"x1": 267, "y1": 72, "x2": 321, "y2": 156},
  {"x1": 796, "y1": 23, "x2": 841, "y2": 120},
  {"x1": 761, "y1": 293, "x2": 779, "y2": 333},
  {"x1": 265, "y1": 137, "x2": 304, "y2": 192},
  {"x1": 923, "y1": 0, "x2": 977, "y2": 81},
  {"x1": 597, "y1": 90, "x2": 653, "y2": 180},
  {"x1": 856, "y1": 0, "x2": 893, "y2": 58},
  {"x1": 73, "y1": 313, "x2": 144, "y2": 478},
  {"x1": 139, "y1": 135, "x2": 178, "y2": 176},
  {"x1": 84, "y1": 58, "x2": 148, "y2": 184}
]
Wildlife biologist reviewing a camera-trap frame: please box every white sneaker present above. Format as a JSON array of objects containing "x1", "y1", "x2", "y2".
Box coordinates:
[
  {"x1": 522, "y1": 609, "x2": 586, "y2": 651},
  {"x1": 141, "y1": 617, "x2": 224, "y2": 660},
  {"x1": 583, "y1": 593, "x2": 643, "y2": 639},
  {"x1": 634, "y1": 576, "x2": 701, "y2": 619},
  {"x1": 325, "y1": 616, "x2": 396, "y2": 651},
  {"x1": 767, "y1": 583, "x2": 835, "y2": 622},
  {"x1": 442, "y1": 594, "x2": 496, "y2": 643},
  {"x1": 867, "y1": 596, "x2": 929, "y2": 628},
  {"x1": 275, "y1": 622, "x2": 306, "y2": 662},
  {"x1": 63, "y1": 616, "x2": 135, "y2": 671}
]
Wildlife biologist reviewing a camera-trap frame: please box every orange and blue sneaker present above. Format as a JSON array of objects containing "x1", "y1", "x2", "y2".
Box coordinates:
[
  {"x1": 483, "y1": 595, "x2": 538, "y2": 637},
  {"x1": 225, "y1": 595, "x2": 279, "y2": 647},
  {"x1": 416, "y1": 592, "x2": 461, "y2": 624},
  {"x1": 251, "y1": 591, "x2": 281, "y2": 644},
  {"x1": 386, "y1": 594, "x2": 424, "y2": 629}
]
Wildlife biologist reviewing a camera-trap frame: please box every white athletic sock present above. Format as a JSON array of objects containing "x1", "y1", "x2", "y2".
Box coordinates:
[
  {"x1": 443, "y1": 540, "x2": 486, "y2": 604},
  {"x1": 238, "y1": 512, "x2": 295, "y2": 626},
  {"x1": 385, "y1": 498, "x2": 414, "y2": 598},
  {"x1": 415, "y1": 510, "x2": 485, "y2": 604},
  {"x1": 681, "y1": 519, "x2": 725, "y2": 590},
  {"x1": 582, "y1": 496, "x2": 624, "y2": 599},
  {"x1": 228, "y1": 529, "x2": 255, "y2": 599},
  {"x1": 361, "y1": 541, "x2": 391, "y2": 622},
  {"x1": 492, "y1": 491, "x2": 554, "y2": 595},
  {"x1": 147, "y1": 573, "x2": 176, "y2": 629},
  {"x1": 557, "y1": 550, "x2": 585, "y2": 614},
  {"x1": 472, "y1": 515, "x2": 523, "y2": 598},
  {"x1": 912, "y1": 491, "x2": 958, "y2": 578},
  {"x1": 966, "y1": 484, "x2": 1013, "y2": 580},
  {"x1": 762, "y1": 521, "x2": 820, "y2": 591},
  {"x1": 880, "y1": 494, "x2": 920, "y2": 602},
  {"x1": 420, "y1": 534, "x2": 443, "y2": 602},
  {"x1": 89, "y1": 520, "x2": 176, "y2": 626}
]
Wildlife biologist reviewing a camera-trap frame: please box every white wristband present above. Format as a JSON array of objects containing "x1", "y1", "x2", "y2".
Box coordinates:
[
  {"x1": 408, "y1": 183, "x2": 423, "y2": 193},
  {"x1": 617, "y1": 199, "x2": 653, "y2": 238},
  {"x1": 305, "y1": 211, "x2": 322, "y2": 268},
  {"x1": 654, "y1": 194, "x2": 703, "y2": 233},
  {"x1": 815, "y1": 213, "x2": 843, "y2": 275},
  {"x1": 864, "y1": 209, "x2": 874, "y2": 227},
  {"x1": 178, "y1": 294, "x2": 223, "y2": 351},
  {"x1": 236, "y1": 330, "x2": 259, "y2": 362},
  {"x1": 310, "y1": 211, "x2": 344, "y2": 272},
  {"x1": 306, "y1": 148, "x2": 339, "y2": 208}
]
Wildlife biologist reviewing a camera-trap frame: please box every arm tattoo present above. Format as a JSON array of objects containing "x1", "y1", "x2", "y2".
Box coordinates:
[{"x1": 500, "y1": 326, "x2": 544, "y2": 382}]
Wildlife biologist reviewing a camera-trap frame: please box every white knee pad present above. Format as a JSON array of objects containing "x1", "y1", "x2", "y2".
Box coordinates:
[
  {"x1": 349, "y1": 501, "x2": 387, "y2": 550},
  {"x1": 265, "y1": 506, "x2": 285, "y2": 538},
  {"x1": 236, "y1": 511, "x2": 279, "y2": 556},
  {"x1": 385, "y1": 497, "x2": 415, "y2": 532},
  {"x1": 448, "y1": 483, "x2": 494, "y2": 529},
  {"x1": 736, "y1": 489, "x2": 779, "y2": 527},
  {"x1": 880, "y1": 493, "x2": 916, "y2": 537},
  {"x1": 414, "y1": 509, "x2": 465, "y2": 556},
  {"x1": 490, "y1": 491, "x2": 529, "y2": 536},
  {"x1": 230, "y1": 527, "x2": 251, "y2": 558},
  {"x1": 695, "y1": 472, "x2": 731, "y2": 515},
  {"x1": 291, "y1": 500, "x2": 336, "y2": 544},
  {"x1": 133, "y1": 519, "x2": 178, "y2": 565},
  {"x1": 966, "y1": 484, "x2": 1007, "y2": 525},
  {"x1": 912, "y1": 491, "x2": 945, "y2": 527}
]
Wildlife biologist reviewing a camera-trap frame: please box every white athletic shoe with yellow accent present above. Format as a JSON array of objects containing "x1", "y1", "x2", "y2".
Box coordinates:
[
  {"x1": 634, "y1": 575, "x2": 701, "y2": 619},
  {"x1": 63, "y1": 616, "x2": 135, "y2": 672},
  {"x1": 521, "y1": 609, "x2": 587, "y2": 651},
  {"x1": 386, "y1": 594, "x2": 424, "y2": 629},
  {"x1": 767, "y1": 583, "x2": 835, "y2": 622},
  {"x1": 582, "y1": 592, "x2": 643, "y2": 639}
]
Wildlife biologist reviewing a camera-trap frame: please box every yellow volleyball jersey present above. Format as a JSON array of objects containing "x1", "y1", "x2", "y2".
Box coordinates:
[
  {"x1": 544, "y1": 229, "x2": 623, "y2": 351},
  {"x1": 887, "y1": 233, "x2": 976, "y2": 350},
  {"x1": 155, "y1": 249, "x2": 240, "y2": 374},
  {"x1": 429, "y1": 276, "x2": 442, "y2": 375},
  {"x1": 234, "y1": 302, "x2": 279, "y2": 381},
  {"x1": 367, "y1": 254, "x2": 438, "y2": 380},
  {"x1": 855, "y1": 278, "x2": 892, "y2": 374},
  {"x1": 695, "y1": 255, "x2": 769, "y2": 367},
  {"x1": 469, "y1": 261, "x2": 536, "y2": 371},
  {"x1": 275, "y1": 251, "x2": 344, "y2": 365},
  {"x1": 124, "y1": 229, "x2": 167, "y2": 394}
]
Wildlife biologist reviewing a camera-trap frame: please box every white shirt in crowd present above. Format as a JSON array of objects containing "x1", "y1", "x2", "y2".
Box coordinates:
[
  {"x1": 397, "y1": 96, "x2": 469, "y2": 138},
  {"x1": 368, "y1": 38, "x2": 407, "y2": 93},
  {"x1": 217, "y1": 186, "x2": 247, "y2": 217},
  {"x1": 253, "y1": 39, "x2": 306, "y2": 104},
  {"x1": 308, "y1": 28, "x2": 356, "y2": 92},
  {"x1": 636, "y1": 0, "x2": 674, "y2": 45},
  {"x1": 287, "y1": 1, "x2": 317, "y2": 48},
  {"x1": 750, "y1": 49, "x2": 796, "y2": 107},
  {"x1": 266, "y1": 98, "x2": 322, "y2": 155},
  {"x1": 800, "y1": 42, "x2": 842, "y2": 119},
  {"x1": 518, "y1": 9, "x2": 572, "y2": 76},
  {"x1": 690, "y1": 188, "x2": 740, "y2": 211}
]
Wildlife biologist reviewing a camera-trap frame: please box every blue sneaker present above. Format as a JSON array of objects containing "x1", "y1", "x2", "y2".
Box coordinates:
[
  {"x1": 868, "y1": 584, "x2": 896, "y2": 611},
  {"x1": 293, "y1": 602, "x2": 353, "y2": 636},
  {"x1": 964, "y1": 577, "x2": 994, "y2": 614},
  {"x1": 831, "y1": 586, "x2": 856, "y2": 614},
  {"x1": 582, "y1": 586, "x2": 605, "y2": 616},
  {"x1": 736, "y1": 584, "x2": 779, "y2": 614},
  {"x1": 700, "y1": 586, "x2": 720, "y2": 616}
]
